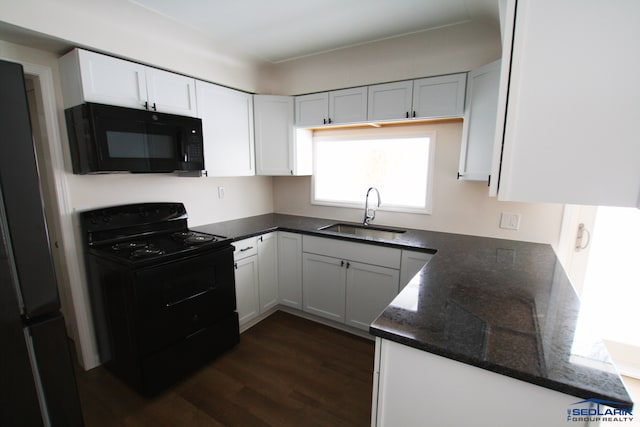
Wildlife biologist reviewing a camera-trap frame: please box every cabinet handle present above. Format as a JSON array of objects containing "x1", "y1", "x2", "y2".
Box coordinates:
[
  {"x1": 323, "y1": 118, "x2": 327, "y2": 125},
  {"x1": 413, "y1": 111, "x2": 416, "y2": 118},
  {"x1": 290, "y1": 170, "x2": 294, "y2": 175},
  {"x1": 144, "y1": 101, "x2": 149, "y2": 110},
  {"x1": 234, "y1": 262, "x2": 238, "y2": 269},
  {"x1": 259, "y1": 236, "x2": 263, "y2": 242},
  {"x1": 406, "y1": 111, "x2": 409, "y2": 119},
  {"x1": 340, "y1": 260, "x2": 344, "y2": 267},
  {"x1": 152, "y1": 102, "x2": 157, "y2": 111},
  {"x1": 346, "y1": 262, "x2": 350, "y2": 269},
  {"x1": 327, "y1": 118, "x2": 332, "y2": 124},
  {"x1": 240, "y1": 246, "x2": 254, "y2": 252}
]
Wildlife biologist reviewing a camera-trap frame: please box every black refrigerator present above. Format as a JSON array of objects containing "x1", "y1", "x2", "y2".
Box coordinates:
[{"x1": 0, "y1": 59, "x2": 83, "y2": 425}]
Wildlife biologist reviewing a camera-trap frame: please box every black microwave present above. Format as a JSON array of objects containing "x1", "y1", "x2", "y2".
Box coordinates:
[{"x1": 64, "y1": 103, "x2": 204, "y2": 174}]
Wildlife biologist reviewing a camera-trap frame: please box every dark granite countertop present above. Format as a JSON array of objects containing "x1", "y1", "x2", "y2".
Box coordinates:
[{"x1": 193, "y1": 213, "x2": 633, "y2": 410}]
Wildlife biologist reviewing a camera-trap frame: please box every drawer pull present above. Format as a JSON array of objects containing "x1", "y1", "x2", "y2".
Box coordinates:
[
  {"x1": 239, "y1": 246, "x2": 254, "y2": 252},
  {"x1": 166, "y1": 287, "x2": 214, "y2": 308}
]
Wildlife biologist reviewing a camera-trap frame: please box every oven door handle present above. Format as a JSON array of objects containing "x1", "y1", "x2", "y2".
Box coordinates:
[{"x1": 165, "y1": 286, "x2": 215, "y2": 308}]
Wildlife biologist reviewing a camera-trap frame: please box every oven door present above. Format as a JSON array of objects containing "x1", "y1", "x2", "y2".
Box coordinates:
[{"x1": 132, "y1": 246, "x2": 236, "y2": 356}]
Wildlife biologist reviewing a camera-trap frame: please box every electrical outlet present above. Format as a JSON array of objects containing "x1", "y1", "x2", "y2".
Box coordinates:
[
  {"x1": 218, "y1": 186, "x2": 225, "y2": 199},
  {"x1": 500, "y1": 213, "x2": 521, "y2": 230}
]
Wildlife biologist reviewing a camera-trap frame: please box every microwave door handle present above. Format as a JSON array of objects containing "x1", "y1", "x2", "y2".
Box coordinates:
[{"x1": 178, "y1": 131, "x2": 188, "y2": 163}]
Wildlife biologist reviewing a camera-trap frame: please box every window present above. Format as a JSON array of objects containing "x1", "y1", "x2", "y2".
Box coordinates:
[{"x1": 312, "y1": 126, "x2": 435, "y2": 213}]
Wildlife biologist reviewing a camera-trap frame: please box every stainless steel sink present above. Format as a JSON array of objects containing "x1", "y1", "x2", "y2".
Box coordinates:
[{"x1": 319, "y1": 223, "x2": 406, "y2": 240}]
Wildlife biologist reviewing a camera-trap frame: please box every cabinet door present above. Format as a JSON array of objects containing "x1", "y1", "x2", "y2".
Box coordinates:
[
  {"x1": 412, "y1": 74, "x2": 466, "y2": 119},
  {"x1": 302, "y1": 253, "x2": 346, "y2": 323},
  {"x1": 295, "y1": 92, "x2": 328, "y2": 127},
  {"x1": 254, "y1": 95, "x2": 294, "y2": 175},
  {"x1": 257, "y1": 233, "x2": 278, "y2": 312},
  {"x1": 196, "y1": 81, "x2": 255, "y2": 176},
  {"x1": 234, "y1": 256, "x2": 259, "y2": 326},
  {"x1": 345, "y1": 262, "x2": 399, "y2": 331},
  {"x1": 329, "y1": 87, "x2": 368, "y2": 124},
  {"x1": 145, "y1": 68, "x2": 197, "y2": 117},
  {"x1": 497, "y1": 0, "x2": 640, "y2": 207},
  {"x1": 277, "y1": 232, "x2": 302, "y2": 309},
  {"x1": 458, "y1": 61, "x2": 501, "y2": 181},
  {"x1": 76, "y1": 49, "x2": 148, "y2": 110},
  {"x1": 367, "y1": 81, "x2": 413, "y2": 121}
]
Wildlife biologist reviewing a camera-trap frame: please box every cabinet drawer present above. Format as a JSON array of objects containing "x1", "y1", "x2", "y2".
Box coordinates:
[
  {"x1": 303, "y1": 235, "x2": 401, "y2": 269},
  {"x1": 233, "y1": 236, "x2": 258, "y2": 260}
]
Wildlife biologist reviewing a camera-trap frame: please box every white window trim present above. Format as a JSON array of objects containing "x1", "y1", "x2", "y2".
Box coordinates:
[{"x1": 310, "y1": 126, "x2": 436, "y2": 215}]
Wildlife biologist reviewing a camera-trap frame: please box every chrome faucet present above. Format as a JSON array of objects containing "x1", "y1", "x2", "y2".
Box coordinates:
[{"x1": 363, "y1": 187, "x2": 381, "y2": 226}]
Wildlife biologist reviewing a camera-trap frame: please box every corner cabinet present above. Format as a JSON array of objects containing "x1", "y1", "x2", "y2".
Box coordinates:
[
  {"x1": 253, "y1": 95, "x2": 312, "y2": 176},
  {"x1": 458, "y1": 60, "x2": 501, "y2": 182},
  {"x1": 59, "y1": 48, "x2": 197, "y2": 117},
  {"x1": 295, "y1": 87, "x2": 368, "y2": 127},
  {"x1": 196, "y1": 81, "x2": 255, "y2": 176},
  {"x1": 494, "y1": 0, "x2": 640, "y2": 207},
  {"x1": 367, "y1": 74, "x2": 466, "y2": 121}
]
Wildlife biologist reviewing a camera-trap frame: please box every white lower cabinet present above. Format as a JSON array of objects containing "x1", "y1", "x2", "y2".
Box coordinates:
[
  {"x1": 399, "y1": 250, "x2": 434, "y2": 290},
  {"x1": 233, "y1": 233, "x2": 277, "y2": 328},
  {"x1": 277, "y1": 232, "x2": 303, "y2": 309},
  {"x1": 257, "y1": 233, "x2": 278, "y2": 312},
  {"x1": 233, "y1": 247, "x2": 259, "y2": 326},
  {"x1": 302, "y1": 253, "x2": 346, "y2": 322},
  {"x1": 372, "y1": 338, "x2": 586, "y2": 427},
  {"x1": 302, "y1": 235, "x2": 401, "y2": 331},
  {"x1": 345, "y1": 262, "x2": 399, "y2": 330}
]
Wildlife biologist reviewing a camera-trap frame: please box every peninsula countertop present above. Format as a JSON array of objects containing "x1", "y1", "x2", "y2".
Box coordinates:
[{"x1": 193, "y1": 213, "x2": 633, "y2": 410}]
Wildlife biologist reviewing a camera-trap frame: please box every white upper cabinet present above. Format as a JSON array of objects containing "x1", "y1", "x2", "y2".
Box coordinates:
[
  {"x1": 367, "y1": 81, "x2": 414, "y2": 121},
  {"x1": 412, "y1": 74, "x2": 466, "y2": 119},
  {"x1": 495, "y1": 0, "x2": 640, "y2": 207},
  {"x1": 458, "y1": 60, "x2": 501, "y2": 182},
  {"x1": 368, "y1": 74, "x2": 466, "y2": 122},
  {"x1": 329, "y1": 87, "x2": 368, "y2": 124},
  {"x1": 254, "y1": 95, "x2": 312, "y2": 176},
  {"x1": 196, "y1": 81, "x2": 255, "y2": 176},
  {"x1": 144, "y1": 67, "x2": 197, "y2": 117},
  {"x1": 59, "y1": 49, "x2": 197, "y2": 117},
  {"x1": 295, "y1": 92, "x2": 329, "y2": 127},
  {"x1": 295, "y1": 87, "x2": 367, "y2": 126}
]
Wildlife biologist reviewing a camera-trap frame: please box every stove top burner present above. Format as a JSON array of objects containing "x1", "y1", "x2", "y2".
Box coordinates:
[
  {"x1": 91, "y1": 229, "x2": 229, "y2": 263},
  {"x1": 112, "y1": 241, "x2": 149, "y2": 251},
  {"x1": 131, "y1": 248, "x2": 166, "y2": 258}
]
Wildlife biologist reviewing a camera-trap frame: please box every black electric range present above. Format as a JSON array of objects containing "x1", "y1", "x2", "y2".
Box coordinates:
[{"x1": 80, "y1": 202, "x2": 239, "y2": 395}]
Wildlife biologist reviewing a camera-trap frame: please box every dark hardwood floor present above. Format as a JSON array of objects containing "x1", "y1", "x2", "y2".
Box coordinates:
[{"x1": 74, "y1": 311, "x2": 376, "y2": 426}]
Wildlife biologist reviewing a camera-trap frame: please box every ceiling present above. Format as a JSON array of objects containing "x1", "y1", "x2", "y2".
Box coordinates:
[{"x1": 130, "y1": 0, "x2": 500, "y2": 63}]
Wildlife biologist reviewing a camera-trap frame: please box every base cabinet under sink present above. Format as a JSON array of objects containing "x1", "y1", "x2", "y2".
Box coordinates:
[{"x1": 301, "y1": 235, "x2": 402, "y2": 331}]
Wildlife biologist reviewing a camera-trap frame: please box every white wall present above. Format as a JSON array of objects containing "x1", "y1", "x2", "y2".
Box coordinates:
[
  {"x1": 274, "y1": 122, "x2": 565, "y2": 246},
  {"x1": 267, "y1": 21, "x2": 501, "y2": 95}
]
